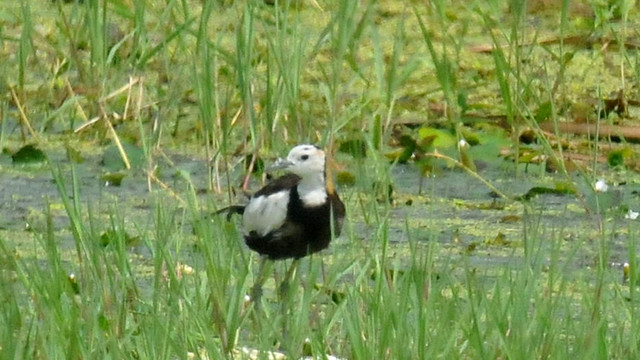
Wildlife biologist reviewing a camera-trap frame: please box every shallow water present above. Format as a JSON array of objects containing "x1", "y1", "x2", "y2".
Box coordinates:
[{"x1": 1, "y1": 148, "x2": 638, "y2": 285}]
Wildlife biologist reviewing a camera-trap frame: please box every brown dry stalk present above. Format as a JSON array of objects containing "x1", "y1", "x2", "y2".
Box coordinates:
[
  {"x1": 147, "y1": 168, "x2": 186, "y2": 207},
  {"x1": 468, "y1": 34, "x2": 640, "y2": 53},
  {"x1": 540, "y1": 122, "x2": 640, "y2": 141},
  {"x1": 425, "y1": 150, "x2": 511, "y2": 200},
  {"x1": 103, "y1": 116, "x2": 132, "y2": 169},
  {"x1": 10, "y1": 87, "x2": 41, "y2": 142},
  {"x1": 65, "y1": 78, "x2": 89, "y2": 122}
]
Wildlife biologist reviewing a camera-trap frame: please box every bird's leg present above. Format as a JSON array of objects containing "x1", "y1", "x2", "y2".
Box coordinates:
[
  {"x1": 279, "y1": 259, "x2": 300, "y2": 300},
  {"x1": 251, "y1": 257, "x2": 273, "y2": 308},
  {"x1": 278, "y1": 259, "x2": 300, "y2": 343}
]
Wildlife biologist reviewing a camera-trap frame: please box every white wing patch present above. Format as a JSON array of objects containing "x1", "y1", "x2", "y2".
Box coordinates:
[{"x1": 242, "y1": 191, "x2": 290, "y2": 236}]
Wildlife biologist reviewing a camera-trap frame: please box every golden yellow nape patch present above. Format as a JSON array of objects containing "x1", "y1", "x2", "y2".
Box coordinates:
[{"x1": 325, "y1": 153, "x2": 339, "y2": 195}]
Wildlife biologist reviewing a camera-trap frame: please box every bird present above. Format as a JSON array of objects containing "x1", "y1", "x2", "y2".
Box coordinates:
[{"x1": 218, "y1": 144, "x2": 346, "y2": 304}]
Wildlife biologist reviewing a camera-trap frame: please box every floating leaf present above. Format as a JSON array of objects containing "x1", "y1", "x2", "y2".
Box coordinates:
[
  {"x1": 100, "y1": 229, "x2": 141, "y2": 247},
  {"x1": 397, "y1": 135, "x2": 417, "y2": 163},
  {"x1": 417, "y1": 134, "x2": 437, "y2": 151},
  {"x1": 607, "y1": 147, "x2": 633, "y2": 168},
  {"x1": 65, "y1": 144, "x2": 84, "y2": 164},
  {"x1": 485, "y1": 232, "x2": 510, "y2": 246},
  {"x1": 102, "y1": 143, "x2": 144, "y2": 171},
  {"x1": 535, "y1": 101, "x2": 553, "y2": 122},
  {"x1": 418, "y1": 127, "x2": 456, "y2": 148},
  {"x1": 12, "y1": 145, "x2": 46, "y2": 164},
  {"x1": 385, "y1": 135, "x2": 416, "y2": 164},
  {"x1": 608, "y1": 151, "x2": 624, "y2": 167},
  {"x1": 459, "y1": 128, "x2": 480, "y2": 146},
  {"x1": 101, "y1": 171, "x2": 127, "y2": 187},
  {"x1": 518, "y1": 149, "x2": 547, "y2": 164},
  {"x1": 554, "y1": 180, "x2": 578, "y2": 194},
  {"x1": 518, "y1": 184, "x2": 576, "y2": 200}
]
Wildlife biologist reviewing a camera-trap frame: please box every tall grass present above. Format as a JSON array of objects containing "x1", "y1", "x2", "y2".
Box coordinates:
[{"x1": 1, "y1": 162, "x2": 639, "y2": 358}]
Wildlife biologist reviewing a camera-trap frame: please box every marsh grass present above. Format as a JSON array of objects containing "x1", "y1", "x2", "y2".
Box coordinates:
[
  {"x1": 2, "y1": 167, "x2": 640, "y2": 358},
  {"x1": 1, "y1": 0, "x2": 640, "y2": 358}
]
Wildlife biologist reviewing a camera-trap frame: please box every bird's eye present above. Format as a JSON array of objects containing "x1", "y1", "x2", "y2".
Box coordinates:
[{"x1": 301, "y1": 154, "x2": 309, "y2": 161}]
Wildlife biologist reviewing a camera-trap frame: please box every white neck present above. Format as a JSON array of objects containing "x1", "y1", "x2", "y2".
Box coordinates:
[{"x1": 298, "y1": 172, "x2": 327, "y2": 206}]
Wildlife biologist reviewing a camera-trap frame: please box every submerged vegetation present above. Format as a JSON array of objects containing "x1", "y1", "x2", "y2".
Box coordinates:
[{"x1": 1, "y1": 0, "x2": 640, "y2": 358}]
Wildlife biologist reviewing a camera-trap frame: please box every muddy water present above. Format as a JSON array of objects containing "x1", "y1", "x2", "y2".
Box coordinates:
[
  {"x1": 347, "y1": 163, "x2": 640, "y2": 276},
  {"x1": 1, "y1": 150, "x2": 638, "y2": 280}
]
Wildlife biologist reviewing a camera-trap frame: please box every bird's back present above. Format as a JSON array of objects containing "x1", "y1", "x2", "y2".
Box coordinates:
[{"x1": 243, "y1": 174, "x2": 345, "y2": 260}]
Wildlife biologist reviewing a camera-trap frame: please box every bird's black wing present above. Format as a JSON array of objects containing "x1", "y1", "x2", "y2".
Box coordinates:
[
  {"x1": 214, "y1": 173, "x2": 300, "y2": 221},
  {"x1": 253, "y1": 173, "x2": 301, "y2": 197}
]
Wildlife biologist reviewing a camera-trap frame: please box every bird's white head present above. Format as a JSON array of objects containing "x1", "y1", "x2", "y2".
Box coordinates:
[{"x1": 269, "y1": 144, "x2": 326, "y2": 178}]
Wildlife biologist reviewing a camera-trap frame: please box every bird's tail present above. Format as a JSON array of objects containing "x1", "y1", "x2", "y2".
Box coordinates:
[{"x1": 215, "y1": 205, "x2": 245, "y2": 221}]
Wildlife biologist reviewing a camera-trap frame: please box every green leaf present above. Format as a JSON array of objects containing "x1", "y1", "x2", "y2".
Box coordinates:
[
  {"x1": 534, "y1": 101, "x2": 553, "y2": 122},
  {"x1": 102, "y1": 144, "x2": 144, "y2": 171},
  {"x1": 12, "y1": 144, "x2": 46, "y2": 164},
  {"x1": 418, "y1": 128, "x2": 456, "y2": 149},
  {"x1": 65, "y1": 144, "x2": 84, "y2": 164},
  {"x1": 101, "y1": 171, "x2": 127, "y2": 187},
  {"x1": 607, "y1": 147, "x2": 633, "y2": 167}
]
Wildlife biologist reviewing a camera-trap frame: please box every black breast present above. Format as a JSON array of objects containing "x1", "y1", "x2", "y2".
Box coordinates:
[{"x1": 245, "y1": 183, "x2": 345, "y2": 260}]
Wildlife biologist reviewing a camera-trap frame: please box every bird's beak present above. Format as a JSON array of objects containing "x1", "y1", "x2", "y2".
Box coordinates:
[{"x1": 266, "y1": 158, "x2": 294, "y2": 172}]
